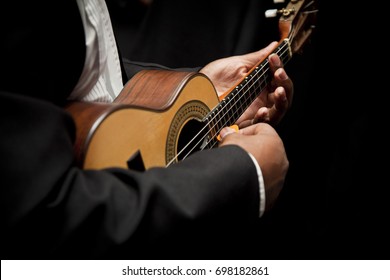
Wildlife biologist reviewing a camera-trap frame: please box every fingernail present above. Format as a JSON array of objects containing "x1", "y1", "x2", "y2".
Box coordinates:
[
  {"x1": 276, "y1": 68, "x2": 288, "y2": 80},
  {"x1": 269, "y1": 54, "x2": 281, "y2": 67},
  {"x1": 277, "y1": 87, "x2": 287, "y2": 101},
  {"x1": 220, "y1": 127, "x2": 235, "y2": 139}
]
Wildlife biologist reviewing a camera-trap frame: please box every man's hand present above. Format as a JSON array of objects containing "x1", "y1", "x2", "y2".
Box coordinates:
[
  {"x1": 200, "y1": 41, "x2": 294, "y2": 127},
  {"x1": 219, "y1": 124, "x2": 289, "y2": 212}
]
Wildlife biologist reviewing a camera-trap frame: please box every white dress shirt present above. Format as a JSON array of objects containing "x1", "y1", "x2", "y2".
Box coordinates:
[{"x1": 70, "y1": 0, "x2": 123, "y2": 102}]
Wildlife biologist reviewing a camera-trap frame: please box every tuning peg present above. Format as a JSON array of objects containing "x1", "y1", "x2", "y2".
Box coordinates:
[
  {"x1": 265, "y1": 7, "x2": 295, "y2": 18},
  {"x1": 265, "y1": 9, "x2": 278, "y2": 18}
]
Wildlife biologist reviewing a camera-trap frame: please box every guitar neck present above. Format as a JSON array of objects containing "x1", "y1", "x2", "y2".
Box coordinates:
[{"x1": 205, "y1": 39, "x2": 292, "y2": 139}]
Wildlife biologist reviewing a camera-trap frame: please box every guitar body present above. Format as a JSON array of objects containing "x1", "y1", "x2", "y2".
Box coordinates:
[{"x1": 66, "y1": 70, "x2": 220, "y2": 170}]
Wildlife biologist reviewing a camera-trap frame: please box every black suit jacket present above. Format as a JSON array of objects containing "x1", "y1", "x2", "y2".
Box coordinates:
[{"x1": 0, "y1": 1, "x2": 260, "y2": 259}]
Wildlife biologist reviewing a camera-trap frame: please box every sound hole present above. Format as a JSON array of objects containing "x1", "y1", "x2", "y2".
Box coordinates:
[
  {"x1": 166, "y1": 101, "x2": 210, "y2": 165},
  {"x1": 177, "y1": 119, "x2": 207, "y2": 161}
]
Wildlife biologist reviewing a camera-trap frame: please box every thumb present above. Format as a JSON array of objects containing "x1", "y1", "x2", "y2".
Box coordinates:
[{"x1": 219, "y1": 126, "x2": 237, "y2": 140}]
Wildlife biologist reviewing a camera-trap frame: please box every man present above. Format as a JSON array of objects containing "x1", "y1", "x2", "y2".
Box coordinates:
[{"x1": 0, "y1": 0, "x2": 293, "y2": 259}]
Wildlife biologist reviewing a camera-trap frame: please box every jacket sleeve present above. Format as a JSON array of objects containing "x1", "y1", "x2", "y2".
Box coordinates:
[{"x1": 1, "y1": 91, "x2": 260, "y2": 259}]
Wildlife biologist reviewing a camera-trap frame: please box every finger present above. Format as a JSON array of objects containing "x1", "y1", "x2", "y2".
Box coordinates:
[
  {"x1": 268, "y1": 53, "x2": 283, "y2": 73},
  {"x1": 274, "y1": 87, "x2": 288, "y2": 111},
  {"x1": 238, "y1": 119, "x2": 252, "y2": 129},
  {"x1": 219, "y1": 126, "x2": 237, "y2": 140},
  {"x1": 253, "y1": 107, "x2": 270, "y2": 124},
  {"x1": 238, "y1": 107, "x2": 268, "y2": 128},
  {"x1": 268, "y1": 87, "x2": 289, "y2": 125},
  {"x1": 243, "y1": 41, "x2": 278, "y2": 65},
  {"x1": 277, "y1": 69, "x2": 293, "y2": 107},
  {"x1": 239, "y1": 122, "x2": 270, "y2": 136}
]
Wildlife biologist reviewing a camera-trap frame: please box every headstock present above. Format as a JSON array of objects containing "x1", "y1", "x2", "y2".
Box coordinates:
[{"x1": 266, "y1": 0, "x2": 318, "y2": 55}]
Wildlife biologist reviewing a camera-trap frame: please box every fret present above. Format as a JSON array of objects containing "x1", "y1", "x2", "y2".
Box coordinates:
[{"x1": 220, "y1": 97, "x2": 229, "y2": 127}]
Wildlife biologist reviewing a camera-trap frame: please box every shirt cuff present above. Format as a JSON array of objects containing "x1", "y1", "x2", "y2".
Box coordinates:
[{"x1": 247, "y1": 152, "x2": 266, "y2": 218}]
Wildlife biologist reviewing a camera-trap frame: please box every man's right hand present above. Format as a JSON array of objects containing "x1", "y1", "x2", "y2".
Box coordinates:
[{"x1": 219, "y1": 123, "x2": 289, "y2": 212}]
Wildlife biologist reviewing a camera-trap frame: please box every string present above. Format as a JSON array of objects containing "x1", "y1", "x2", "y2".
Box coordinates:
[{"x1": 166, "y1": 40, "x2": 291, "y2": 166}]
